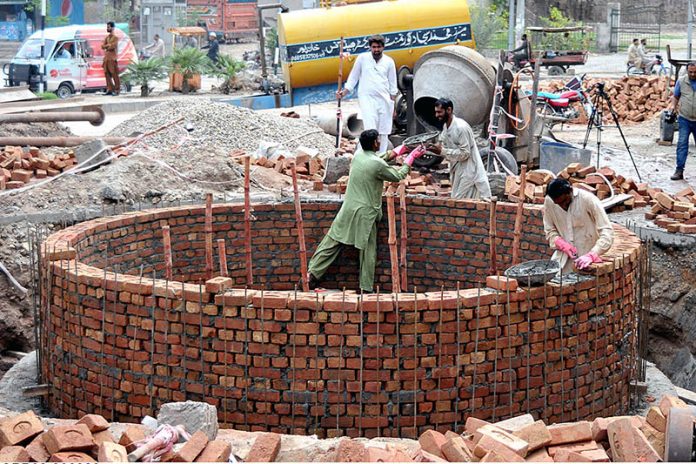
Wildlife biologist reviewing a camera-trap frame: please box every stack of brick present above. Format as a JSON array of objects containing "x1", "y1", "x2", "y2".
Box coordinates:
[
  {"x1": 0, "y1": 412, "x2": 233, "y2": 463},
  {"x1": 506, "y1": 164, "x2": 649, "y2": 210},
  {"x1": 242, "y1": 147, "x2": 326, "y2": 184},
  {"x1": 646, "y1": 185, "x2": 696, "y2": 234},
  {"x1": 0, "y1": 145, "x2": 77, "y2": 190},
  {"x1": 330, "y1": 170, "x2": 453, "y2": 196},
  {"x1": 540, "y1": 75, "x2": 672, "y2": 124}
]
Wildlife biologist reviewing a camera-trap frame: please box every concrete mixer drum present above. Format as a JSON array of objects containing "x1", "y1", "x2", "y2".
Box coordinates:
[{"x1": 413, "y1": 45, "x2": 496, "y2": 129}]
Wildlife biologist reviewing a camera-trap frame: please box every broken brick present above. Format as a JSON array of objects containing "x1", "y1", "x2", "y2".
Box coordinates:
[
  {"x1": 659, "y1": 395, "x2": 688, "y2": 417},
  {"x1": 246, "y1": 432, "x2": 282, "y2": 462},
  {"x1": 49, "y1": 451, "x2": 95, "y2": 462},
  {"x1": 547, "y1": 440, "x2": 599, "y2": 457},
  {"x1": 513, "y1": 420, "x2": 551, "y2": 452},
  {"x1": 547, "y1": 421, "x2": 592, "y2": 445},
  {"x1": 76, "y1": 414, "x2": 110, "y2": 433},
  {"x1": 554, "y1": 449, "x2": 592, "y2": 462},
  {"x1": 474, "y1": 426, "x2": 529, "y2": 458},
  {"x1": 195, "y1": 440, "x2": 232, "y2": 462},
  {"x1": 495, "y1": 414, "x2": 534, "y2": 433},
  {"x1": 646, "y1": 406, "x2": 667, "y2": 432},
  {"x1": 440, "y1": 436, "x2": 473, "y2": 462},
  {"x1": 418, "y1": 430, "x2": 447, "y2": 459},
  {"x1": 118, "y1": 425, "x2": 147, "y2": 453},
  {"x1": 0, "y1": 410, "x2": 44, "y2": 446},
  {"x1": 486, "y1": 275, "x2": 519, "y2": 292},
  {"x1": 43, "y1": 424, "x2": 94, "y2": 455},
  {"x1": 607, "y1": 417, "x2": 660, "y2": 462},
  {"x1": 26, "y1": 433, "x2": 50, "y2": 462},
  {"x1": 335, "y1": 438, "x2": 367, "y2": 462},
  {"x1": 525, "y1": 448, "x2": 553, "y2": 462},
  {"x1": 98, "y1": 442, "x2": 128, "y2": 462},
  {"x1": 465, "y1": 417, "x2": 491, "y2": 434},
  {"x1": 0, "y1": 446, "x2": 30, "y2": 462},
  {"x1": 579, "y1": 448, "x2": 611, "y2": 462},
  {"x1": 205, "y1": 276, "x2": 233, "y2": 293},
  {"x1": 170, "y1": 430, "x2": 208, "y2": 462}
]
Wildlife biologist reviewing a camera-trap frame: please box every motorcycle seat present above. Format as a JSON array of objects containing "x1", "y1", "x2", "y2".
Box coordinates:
[
  {"x1": 559, "y1": 90, "x2": 580, "y2": 99},
  {"x1": 547, "y1": 98, "x2": 570, "y2": 106},
  {"x1": 537, "y1": 91, "x2": 563, "y2": 100}
]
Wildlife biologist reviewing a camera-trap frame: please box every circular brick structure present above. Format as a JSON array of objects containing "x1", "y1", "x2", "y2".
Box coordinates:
[{"x1": 40, "y1": 197, "x2": 643, "y2": 438}]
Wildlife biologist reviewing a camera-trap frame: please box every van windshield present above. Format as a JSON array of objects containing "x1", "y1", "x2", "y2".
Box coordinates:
[{"x1": 16, "y1": 39, "x2": 55, "y2": 60}]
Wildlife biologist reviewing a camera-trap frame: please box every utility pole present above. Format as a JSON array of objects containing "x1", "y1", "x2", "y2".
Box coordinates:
[
  {"x1": 515, "y1": 0, "x2": 525, "y2": 43},
  {"x1": 689, "y1": 0, "x2": 694, "y2": 59},
  {"x1": 39, "y1": 0, "x2": 46, "y2": 93},
  {"x1": 508, "y1": 0, "x2": 516, "y2": 51}
]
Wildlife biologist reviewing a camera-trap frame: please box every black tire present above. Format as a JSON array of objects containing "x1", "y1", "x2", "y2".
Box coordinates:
[
  {"x1": 412, "y1": 151, "x2": 444, "y2": 169},
  {"x1": 536, "y1": 101, "x2": 560, "y2": 128},
  {"x1": 480, "y1": 146, "x2": 518, "y2": 175},
  {"x1": 55, "y1": 83, "x2": 73, "y2": 99},
  {"x1": 548, "y1": 65, "x2": 564, "y2": 76},
  {"x1": 627, "y1": 65, "x2": 643, "y2": 76}
]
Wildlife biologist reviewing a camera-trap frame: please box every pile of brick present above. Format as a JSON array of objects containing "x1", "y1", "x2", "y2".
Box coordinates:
[
  {"x1": 239, "y1": 147, "x2": 326, "y2": 182},
  {"x1": 646, "y1": 185, "x2": 696, "y2": 234},
  {"x1": 506, "y1": 164, "x2": 647, "y2": 208},
  {"x1": 330, "y1": 170, "x2": 452, "y2": 196},
  {"x1": 541, "y1": 75, "x2": 671, "y2": 124},
  {"x1": 0, "y1": 145, "x2": 76, "y2": 190}
]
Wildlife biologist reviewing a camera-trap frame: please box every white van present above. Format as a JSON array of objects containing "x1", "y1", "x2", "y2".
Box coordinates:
[{"x1": 3, "y1": 24, "x2": 138, "y2": 98}]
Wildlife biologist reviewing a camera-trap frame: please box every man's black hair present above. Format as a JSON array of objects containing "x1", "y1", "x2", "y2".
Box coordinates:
[
  {"x1": 107, "y1": 21, "x2": 115, "y2": 28},
  {"x1": 359, "y1": 129, "x2": 380, "y2": 151},
  {"x1": 632, "y1": 38, "x2": 639, "y2": 43},
  {"x1": 547, "y1": 178, "x2": 573, "y2": 199},
  {"x1": 368, "y1": 35, "x2": 385, "y2": 46},
  {"x1": 434, "y1": 98, "x2": 454, "y2": 111},
  {"x1": 688, "y1": 61, "x2": 696, "y2": 69}
]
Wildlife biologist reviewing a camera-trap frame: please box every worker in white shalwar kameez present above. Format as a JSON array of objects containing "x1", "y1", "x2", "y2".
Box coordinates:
[
  {"x1": 543, "y1": 178, "x2": 615, "y2": 274},
  {"x1": 427, "y1": 98, "x2": 491, "y2": 200},
  {"x1": 338, "y1": 34, "x2": 397, "y2": 152}
]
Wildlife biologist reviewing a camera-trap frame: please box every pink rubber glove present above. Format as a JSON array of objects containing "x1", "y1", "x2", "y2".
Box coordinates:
[
  {"x1": 554, "y1": 237, "x2": 578, "y2": 259},
  {"x1": 404, "y1": 146, "x2": 426, "y2": 166},
  {"x1": 392, "y1": 144, "x2": 411, "y2": 157},
  {"x1": 575, "y1": 251, "x2": 602, "y2": 270}
]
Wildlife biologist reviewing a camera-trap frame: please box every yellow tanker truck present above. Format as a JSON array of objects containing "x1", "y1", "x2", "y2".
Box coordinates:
[{"x1": 277, "y1": 0, "x2": 476, "y2": 105}]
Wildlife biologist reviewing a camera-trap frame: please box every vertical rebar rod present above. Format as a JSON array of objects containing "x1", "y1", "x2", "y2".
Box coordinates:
[
  {"x1": 395, "y1": 291, "x2": 401, "y2": 438},
  {"x1": 492, "y1": 281, "x2": 500, "y2": 422},
  {"x1": 198, "y1": 284, "x2": 205, "y2": 399},
  {"x1": 512, "y1": 165, "x2": 527, "y2": 265},
  {"x1": 376, "y1": 287, "x2": 381, "y2": 438},
  {"x1": 260, "y1": 289, "x2": 269, "y2": 428},
  {"x1": 558, "y1": 266, "x2": 565, "y2": 422},
  {"x1": 99, "y1": 254, "x2": 107, "y2": 417},
  {"x1": 314, "y1": 292, "x2": 320, "y2": 435},
  {"x1": 223, "y1": 284, "x2": 230, "y2": 426},
  {"x1": 591, "y1": 267, "x2": 600, "y2": 417},
  {"x1": 525, "y1": 274, "x2": 531, "y2": 414},
  {"x1": 244, "y1": 286, "x2": 249, "y2": 430},
  {"x1": 111, "y1": 269, "x2": 118, "y2": 422},
  {"x1": 436, "y1": 287, "x2": 445, "y2": 431},
  {"x1": 413, "y1": 286, "x2": 418, "y2": 437},
  {"x1": 244, "y1": 156, "x2": 253, "y2": 286},
  {"x1": 162, "y1": 225, "x2": 173, "y2": 281},
  {"x1": 471, "y1": 284, "x2": 481, "y2": 419},
  {"x1": 291, "y1": 164, "x2": 310, "y2": 292},
  {"x1": 291, "y1": 286, "x2": 298, "y2": 433},
  {"x1": 399, "y1": 184, "x2": 408, "y2": 291},
  {"x1": 217, "y1": 239, "x2": 228, "y2": 277},
  {"x1": 506, "y1": 280, "x2": 513, "y2": 416},
  {"x1": 489, "y1": 197, "x2": 498, "y2": 275},
  {"x1": 358, "y1": 291, "x2": 364, "y2": 436},
  {"x1": 181, "y1": 281, "x2": 188, "y2": 401},
  {"x1": 149, "y1": 270, "x2": 157, "y2": 415},
  {"x1": 543, "y1": 278, "x2": 549, "y2": 418},
  {"x1": 205, "y1": 193, "x2": 214, "y2": 280},
  {"x1": 337, "y1": 288, "x2": 346, "y2": 435},
  {"x1": 455, "y1": 282, "x2": 461, "y2": 431}
]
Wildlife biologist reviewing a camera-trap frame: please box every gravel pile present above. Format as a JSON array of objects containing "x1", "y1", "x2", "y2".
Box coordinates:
[{"x1": 109, "y1": 98, "x2": 336, "y2": 156}]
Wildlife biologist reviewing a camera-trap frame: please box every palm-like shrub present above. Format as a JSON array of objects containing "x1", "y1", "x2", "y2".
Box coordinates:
[
  {"x1": 122, "y1": 57, "x2": 167, "y2": 97},
  {"x1": 210, "y1": 55, "x2": 246, "y2": 94},
  {"x1": 168, "y1": 47, "x2": 211, "y2": 94}
]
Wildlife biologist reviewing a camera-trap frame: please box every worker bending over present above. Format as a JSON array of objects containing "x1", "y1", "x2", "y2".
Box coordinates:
[
  {"x1": 338, "y1": 34, "x2": 397, "y2": 152},
  {"x1": 543, "y1": 178, "x2": 614, "y2": 273},
  {"x1": 307, "y1": 129, "x2": 425, "y2": 293},
  {"x1": 427, "y1": 98, "x2": 491, "y2": 200}
]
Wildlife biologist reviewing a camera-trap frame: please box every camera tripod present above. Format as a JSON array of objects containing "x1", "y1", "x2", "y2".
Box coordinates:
[{"x1": 582, "y1": 82, "x2": 642, "y2": 182}]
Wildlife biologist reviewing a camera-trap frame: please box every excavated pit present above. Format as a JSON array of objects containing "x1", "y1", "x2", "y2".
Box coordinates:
[{"x1": 39, "y1": 197, "x2": 644, "y2": 438}]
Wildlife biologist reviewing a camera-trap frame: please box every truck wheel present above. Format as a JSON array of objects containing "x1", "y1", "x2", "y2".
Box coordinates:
[
  {"x1": 55, "y1": 83, "x2": 74, "y2": 99},
  {"x1": 548, "y1": 66, "x2": 564, "y2": 76}
]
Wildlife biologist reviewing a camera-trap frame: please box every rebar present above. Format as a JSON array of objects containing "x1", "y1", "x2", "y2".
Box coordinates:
[
  {"x1": 489, "y1": 198, "x2": 498, "y2": 275},
  {"x1": 205, "y1": 193, "x2": 214, "y2": 280},
  {"x1": 244, "y1": 157, "x2": 253, "y2": 286},
  {"x1": 399, "y1": 184, "x2": 408, "y2": 290},
  {"x1": 291, "y1": 164, "x2": 310, "y2": 292},
  {"x1": 358, "y1": 290, "x2": 364, "y2": 436},
  {"x1": 471, "y1": 283, "x2": 481, "y2": 419},
  {"x1": 455, "y1": 282, "x2": 462, "y2": 432}
]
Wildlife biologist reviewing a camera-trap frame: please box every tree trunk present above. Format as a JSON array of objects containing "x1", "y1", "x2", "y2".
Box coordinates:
[
  {"x1": 140, "y1": 85, "x2": 149, "y2": 97},
  {"x1": 182, "y1": 78, "x2": 190, "y2": 95}
]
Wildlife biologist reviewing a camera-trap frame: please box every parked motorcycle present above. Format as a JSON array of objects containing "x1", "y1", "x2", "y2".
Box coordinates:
[{"x1": 533, "y1": 75, "x2": 593, "y2": 126}]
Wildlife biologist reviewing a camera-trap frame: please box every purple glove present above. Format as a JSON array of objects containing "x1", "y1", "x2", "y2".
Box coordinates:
[
  {"x1": 554, "y1": 237, "x2": 578, "y2": 259},
  {"x1": 575, "y1": 251, "x2": 602, "y2": 270},
  {"x1": 404, "y1": 146, "x2": 426, "y2": 166}
]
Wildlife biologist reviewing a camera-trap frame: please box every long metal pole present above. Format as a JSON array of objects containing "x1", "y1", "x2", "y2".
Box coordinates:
[
  {"x1": 39, "y1": 0, "x2": 46, "y2": 93},
  {"x1": 690, "y1": 0, "x2": 694, "y2": 59},
  {"x1": 515, "y1": 0, "x2": 525, "y2": 43},
  {"x1": 507, "y1": 0, "x2": 516, "y2": 51}
]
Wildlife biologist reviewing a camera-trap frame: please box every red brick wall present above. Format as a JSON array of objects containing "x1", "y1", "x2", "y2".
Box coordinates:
[{"x1": 40, "y1": 198, "x2": 643, "y2": 438}]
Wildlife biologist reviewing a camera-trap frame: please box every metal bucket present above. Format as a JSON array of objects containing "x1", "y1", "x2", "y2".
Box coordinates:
[{"x1": 504, "y1": 259, "x2": 560, "y2": 286}]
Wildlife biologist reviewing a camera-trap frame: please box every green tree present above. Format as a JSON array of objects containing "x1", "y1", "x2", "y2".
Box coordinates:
[
  {"x1": 470, "y1": 2, "x2": 508, "y2": 51},
  {"x1": 209, "y1": 54, "x2": 246, "y2": 94},
  {"x1": 537, "y1": 7, "x2": 591, "y2": 50},
  {"x1": 168, "y1": 46, "x2": 211, "y2": 94},
  {"x1": 122, "y1": 57, "x2": 167, "y2": 97}
]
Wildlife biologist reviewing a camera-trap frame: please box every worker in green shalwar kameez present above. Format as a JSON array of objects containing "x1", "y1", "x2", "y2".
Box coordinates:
[{"x1": 307, "y1": 129, "x2": 426, "y2": 292}]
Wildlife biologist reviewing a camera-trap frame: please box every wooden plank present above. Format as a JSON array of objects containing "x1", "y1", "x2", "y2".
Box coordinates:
[
  {"x1": 674, "y1": 385, "x2": 696, "y2": 405},
  {"x1": 22, "y1": 384, "x2": 50, "y2": 398}
]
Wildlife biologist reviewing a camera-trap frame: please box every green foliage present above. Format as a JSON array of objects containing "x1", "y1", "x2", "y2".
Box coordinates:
[
  {"x1": 176, "y1": 8, "x2": 203, "y2": 27},
  {"x1": 209, "y1": 54, "x2": 246, "y2": 94},
  {"x1": 470, "y1": 2, "x2": 508, "y2": 50},
  {"x1": 265, "y1": 27, "x2": 278, "y2": 54},
  {"x1": 168, "y1": 46, "x2": 211, "y2": 80},
  {"x1": 25, "y1": 0, "x2": 69, "y2": 26},
  {"x1": 101, "y1": 4, "x2": 135, "y2": 23},
  {"x1": 535, "y1": 7, "x2": 592, "y2": 51},
  {"x1": 36, "y1": 91, "x2": 58, "y2": 100},
  {"x1": 122, "y1": 57, "x2": 167, "y2": 89},
  {"x1": 46, "y1": 16, "x2": 70, "y2": 27}
]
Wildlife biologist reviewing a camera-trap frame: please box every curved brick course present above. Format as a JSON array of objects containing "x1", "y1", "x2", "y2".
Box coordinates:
[{"x1": 40, "y1": 197, "x2": 643, "y2": 438}]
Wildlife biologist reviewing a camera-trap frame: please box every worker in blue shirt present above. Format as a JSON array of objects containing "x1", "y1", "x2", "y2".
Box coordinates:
[{"x1": 668, "y1": 62, "x2": 696, "y2": 180}]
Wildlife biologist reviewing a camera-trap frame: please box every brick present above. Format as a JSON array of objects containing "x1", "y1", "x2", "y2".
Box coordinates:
[
  {"x1": 205, "y1": 276, "x2": 233, "y2": 293},
  {"x1": 26, "y1": 433, "x2": 51, "y2": 462},
  {"x1": 10, "y1": 168, "x2": 32, "y2": 183},
  {"x1": 659, "y1": 395, "x2": 688, "y2": 417},
  {"x1": 417, "y1": 450, "x2": 448, "y2": 462},
  {"x1": 76, "y1": 414, "x2": 110, "y2": 433},
  {"x1": 513, "y1": 420, "x2": 551, "y2": 452},
  {"x1": 252, "y1": 291, "x2": 288, "y2": 309},
  {"x1": 163, "y1": 430, "x2": 207, "y2": 462},
  {"x1": 480, "y1": 451, "x2": 506, "y2": 462},
  {"x1": 578, "y1": 448, "x2": 611, "y2": 462},
  {"x1": 554, "y1": 449, "x2": 592, "y2": 462},
  {"x1": 246, "y1": 432, "x2": 282, "y2": 462},
  {"x1": 92, "y1": 430, "x2": 115, "y2": 446},
  {"x1": 441, "y1": 436, "x2": 473, "y2": 462},
  {"x1": 195, "y1": 440, "x2": 232, "y2": 462},
  {"x1": 646, "y1": 406, "x2": 667, "y2": 432},
  {"x1": 365, "y1": 446, "x2": 412, "y2": 462},
  {"x1": 547, "y1": 440, "x2": 599, "y2": 457},
  {"x1": 0, "y1": 410, "x2": 43, "y2": 446},
  {"x1": 591, "y1": 416, "x2": 642, "y2": 442},
  {"x1": 419, "y1": 430, "x2": 447, "y2": 459},
  {"x1": 655, "y1": 192, "x2": 675, "y2": 210},
  {"x1": 607, "y1": 417, "x2": 660, "y2": 462},
  {"x1": 0, "y1": 446, "x2": 30, "y2": 462},
  {"x1": 547, "y1": 421, "x2": 592, "y2": 445},
  {"x1": 43, "y1": 424, "x2": 94, "y2": 455},
  {"x1": 474, "y1": 426, "x2": 529, "y2": 458},
  {"x1": 486, "y1": 275, "x2": 518, "y2": 292},
  {"x1": 525, "y1": 448, "x2": 553, "y2": 462},
  {"x1": 465, "y1": 417, "x2": 492, "y2": 434},
  {"x1": 679, "y1": 224, "x2": 696, "y2": 234},
  {"x1": 118, "y1": 425, "x2": 147, "y2": 453},
  {"x1": 495, "y1": 414, "x2": 535, "y2": 433},
  {"x1": 98, "y1": 442, "x2": 128, "y2": 462},
  {"x1": 49, "y1": 451, "x2": 95, "y2": 462},
  {"x1": 640, "y1": 422, "x2": 665, "y2": 460},
  {"x1": 335, "y1": 438, "x2": 367, "y2": 462}
]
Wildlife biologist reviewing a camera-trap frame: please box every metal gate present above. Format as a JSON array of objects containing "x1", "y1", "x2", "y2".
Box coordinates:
[{"x1": 609, "y1": 4, "x2": 663, "y2": 53}]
